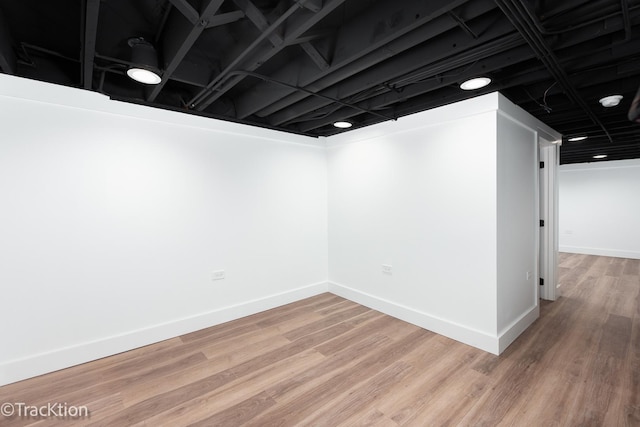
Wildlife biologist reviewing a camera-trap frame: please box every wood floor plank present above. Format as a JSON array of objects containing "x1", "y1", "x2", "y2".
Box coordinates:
[
  {"x1": 300, "y1": 360, "x2": 415, "y2": 426},
  {"x1": 265, "y1": 333, "x2": 394, "y2": 403},
  {"x1": 282, "y1": 304, "x2": 370, "y2": 340},
  {"x1": 1, "y1": 257, "x2": 638, "y2": 426},
  {"x1": 403, "y1": 369, "x2": 489, "y2": 427},
  {"x1": 386, "y1": 342, "x2": 483, "y2": 425},
  {"x1": 244, "y1": 329, "x2": 433, "y2": 426},
  {"x1": 132, "y1": 349, "x2": 326, "y2": 427},
  {"x1": 345, "y1": 408, "x2": 400, "y2": 427}
]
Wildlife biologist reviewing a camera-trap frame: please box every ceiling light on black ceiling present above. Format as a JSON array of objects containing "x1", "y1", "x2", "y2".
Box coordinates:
[
  {"x1": 567, "y1": 136, "x2": 588, "y2": 142},
  {"x1": 593, "y1": 154, "x2": 608, "y2": 159},
  {"x1": 127, "y1": 38, "x2": 161, "y2": 85},
  {"x1": 333, "y1": 121, "x2": 353, "y2": 129},
  {"x1": 598, "y1": 95, "x2": 623, "y2": 108},
  {"x1": 459, "y1": 77, "x2": 491, "y2": 91}
]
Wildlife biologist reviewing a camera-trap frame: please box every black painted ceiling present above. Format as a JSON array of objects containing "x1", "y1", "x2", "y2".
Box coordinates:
[{"x1": 1, "y1": 0, "x2": 639, "y2": 164}]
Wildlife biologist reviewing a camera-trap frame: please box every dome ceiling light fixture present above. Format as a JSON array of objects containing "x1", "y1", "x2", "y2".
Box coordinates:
[
  {"x1": 598, "y1": 95, "x2": 623, "y2": 108},
  {"x1": 459, "y1": 77, "x2": 491, "y2": 91},
  {"x1": 333, "y1": 121, "x2": 353, "y2": 129},
  {"x1": 127, "y1": 37, "x2": 162, "y2": 85}
]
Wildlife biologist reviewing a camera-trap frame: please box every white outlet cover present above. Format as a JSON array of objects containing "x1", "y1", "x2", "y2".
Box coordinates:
[{"x1": 212, "y1": 270, "x2": 225, "y2": 280}]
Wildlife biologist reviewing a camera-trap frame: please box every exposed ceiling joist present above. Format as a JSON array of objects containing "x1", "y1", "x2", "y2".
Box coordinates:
[
  {"x1": 168, "y1": 0, "x2": 200, "y2": 25},
  {"x1": 234, "y1": 0, "x2": 475, "y2": 120},
  {"x1": 285, "y1": 28, "x2": 336, "y2": 46},
  {"x1": 233, "y1": 0, "x2": 284, "y2": 47},
  {"x1": 495, "y1": 0, "x2": 614, "y2": 143},
  {"x1": 260, "y1": 1, "x2": 498, "y2": 125},
  {"x1": 300, "y1": 0, "x2": 322, "y2": 13},
  {"x1": 148, "y1": 0, "x2": 225, "y2": 102},
  {"x1": 299, "y1": 41, "x2": 330, "y2": 70},
  {"x1": 189, "y1": 0, "x2": 348, "y2": 111},
  {"x1": 206, "y1": 10, "x2": 245, "y2": 28},
  {"x1": 0, "y1": 8, "x2": 16, "y2": 74},
  {"x1": 82, "y1": 0, "x2": 100, "y2": 90},
  {"x1": 298, "y1": 42, "x2": 533, "y2": 132}
]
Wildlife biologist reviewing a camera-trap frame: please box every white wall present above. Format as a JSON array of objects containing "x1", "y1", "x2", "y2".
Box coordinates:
[
  {"x1": 0, "y1": 75, "x2": 328, "y2": 385},
  {"x1": 327, "y1": 110, "x2": 499, "y2": 345},
  {"x1": 559, "y1": 159, "x2": 640, "y2": 259},
  {"x1": 327, "y1": 93, "x2": 558, "y2": 354},
  {"x1": 0, "y1": 78, "x2": 559, "y2": 384},
  {"x1": 496, "y1": 113, "x2": 538, "y2": 346}
]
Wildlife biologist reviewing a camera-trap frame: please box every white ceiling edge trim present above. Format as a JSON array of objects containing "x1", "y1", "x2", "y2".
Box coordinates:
[
  {"x1": 559, "y1": 158, "x2": 640, "y2": 172},
  {"x1": 496, "y1": 92, "x2": 562, "y2": 143},
  {"x1": 325, "y1": 92, "x2": 502, "y2": 146}
]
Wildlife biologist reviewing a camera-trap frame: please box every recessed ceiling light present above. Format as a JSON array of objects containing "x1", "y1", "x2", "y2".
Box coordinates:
[
  {"x1": 567, "y1": 136, "x2": 588, "y2": 142},
  {"x1": 126, "y1": 68, "x2": 162, "y2": 85},
  {"x1": 460, "y1": 77, "x2": 491, "y2": 91},
  {"x1": 598, "y1": 95, "x2": 623, "y2": 107},
  {"x1": 593, "y1": 154, "x2": 608, "y2": 159},
  {"x1": 333, "y1": 121, "x2": 353, "y2": 129}
]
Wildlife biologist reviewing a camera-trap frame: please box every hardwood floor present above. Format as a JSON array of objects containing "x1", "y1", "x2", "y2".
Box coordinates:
[{"x1": 1, "y1": 253, "x2": 638, "y2": 426}]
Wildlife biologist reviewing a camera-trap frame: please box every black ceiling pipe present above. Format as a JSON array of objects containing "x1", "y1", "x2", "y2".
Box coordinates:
[{"x1": 494, "y1": 0, "x2": 613, "y2": 143}]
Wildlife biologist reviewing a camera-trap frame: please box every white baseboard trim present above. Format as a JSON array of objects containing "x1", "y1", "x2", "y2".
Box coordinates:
[
  {"x1": 560, "y1": 246, "x2": 640, "y2": 260},
  {"x1": 328, "y1": 281, "x2": 501, "y2": 355},
  {"x1": 497, "y1": 304, "x2": 539, "y2": 354},
  {"x1": 0, "y1": 281, "x2": 328, "y2": 387}
]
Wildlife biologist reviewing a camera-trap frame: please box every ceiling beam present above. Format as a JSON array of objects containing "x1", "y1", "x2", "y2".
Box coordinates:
[
  {"x1": 285, "y1": 28, "x2": 336, "y2": 46},
  {"x1": 300, "y1": 42, "x2": 330, "y2": 70},
  {"x1": 621, "y1": 0, "x2": 632, "y2": 41},
  {"x1": 262, "y1": 1, "x2": 500, "y2": 126},
  {"x1": 233, "y1": 0, "x2": 284, "y2": 47},
  {"x1": 82, "y1": 0, "x2": 100, "y2": 90},
  {"x1": 300, "y1": 0, "x2": 322, "y2": 13},
  {"x1": 0, "y1": 8, "x2": 17, "y2": 74},
  {"x1": 233, "y1": 0, "x2": 475, "y2": 120},
  {"x1": 298, "y1": 42, "x2": 533, "y2": 132},
  {"x1": 494, "y1": 0, "x2": 613, "y2": 143},
  {"x1": 270, "y1": 1, "x2": 640, "y2": 128},
  {"x1": 148, "y1": 0, "x2": 225, "y2": 102},
  {"x1": 206, "y1": 11, "x2": 246, "y2": 28},
  {"x1": 168, "y1": 0, "x2": 200, "y2": 25},
  {"x1": 188, "y1": 0, "x2": 348, "y2": 111}
]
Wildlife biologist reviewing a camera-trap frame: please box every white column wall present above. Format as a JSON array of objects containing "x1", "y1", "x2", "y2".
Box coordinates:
[
  {"x1": 327, "y1": 97, "x2": 500, "y2": 352},
  {"x1": 496, "y1": 112, "x2": 540, "y2": 350}
]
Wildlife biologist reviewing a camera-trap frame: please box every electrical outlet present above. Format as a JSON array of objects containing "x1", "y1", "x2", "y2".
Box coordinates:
[
  {"x1": 526, "y1": 271, "x2": 531, "y2": 280},
  {"x1": 382, "y1": 264, "x2": 393, "y2": 274},
  {"x1": 212, "y1": 270, "x2": 225, "y2": 281}
]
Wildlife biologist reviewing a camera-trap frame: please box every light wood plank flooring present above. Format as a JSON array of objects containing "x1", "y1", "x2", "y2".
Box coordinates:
[{"x1": 0, "y1": 253, "x2": 638, "y2": 426}]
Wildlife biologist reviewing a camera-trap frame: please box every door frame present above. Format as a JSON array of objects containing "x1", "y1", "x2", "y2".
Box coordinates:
[{"x1": 538, "y1": 138, "x2": 560, "y2": 301}]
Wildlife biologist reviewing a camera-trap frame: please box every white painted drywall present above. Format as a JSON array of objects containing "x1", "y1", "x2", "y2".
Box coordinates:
[
  {"x1": 496, "y1": 113, "x2": 538, "y2": 337},
  {"x1": 559, "y1": 159, "x2": 640, "y2": 259},
  {"x1": 327, "y1": 93, "x2": 558, "y2": 354},
  {"x1": 327, "y1": 96, "x2": 500, "y2": 351},
  {"x1": 0, "y1": 78, "x2": 559, "y2": 384},
  {"x1": 0, "y1": 75, "x2": 328, "y2": 385}
]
